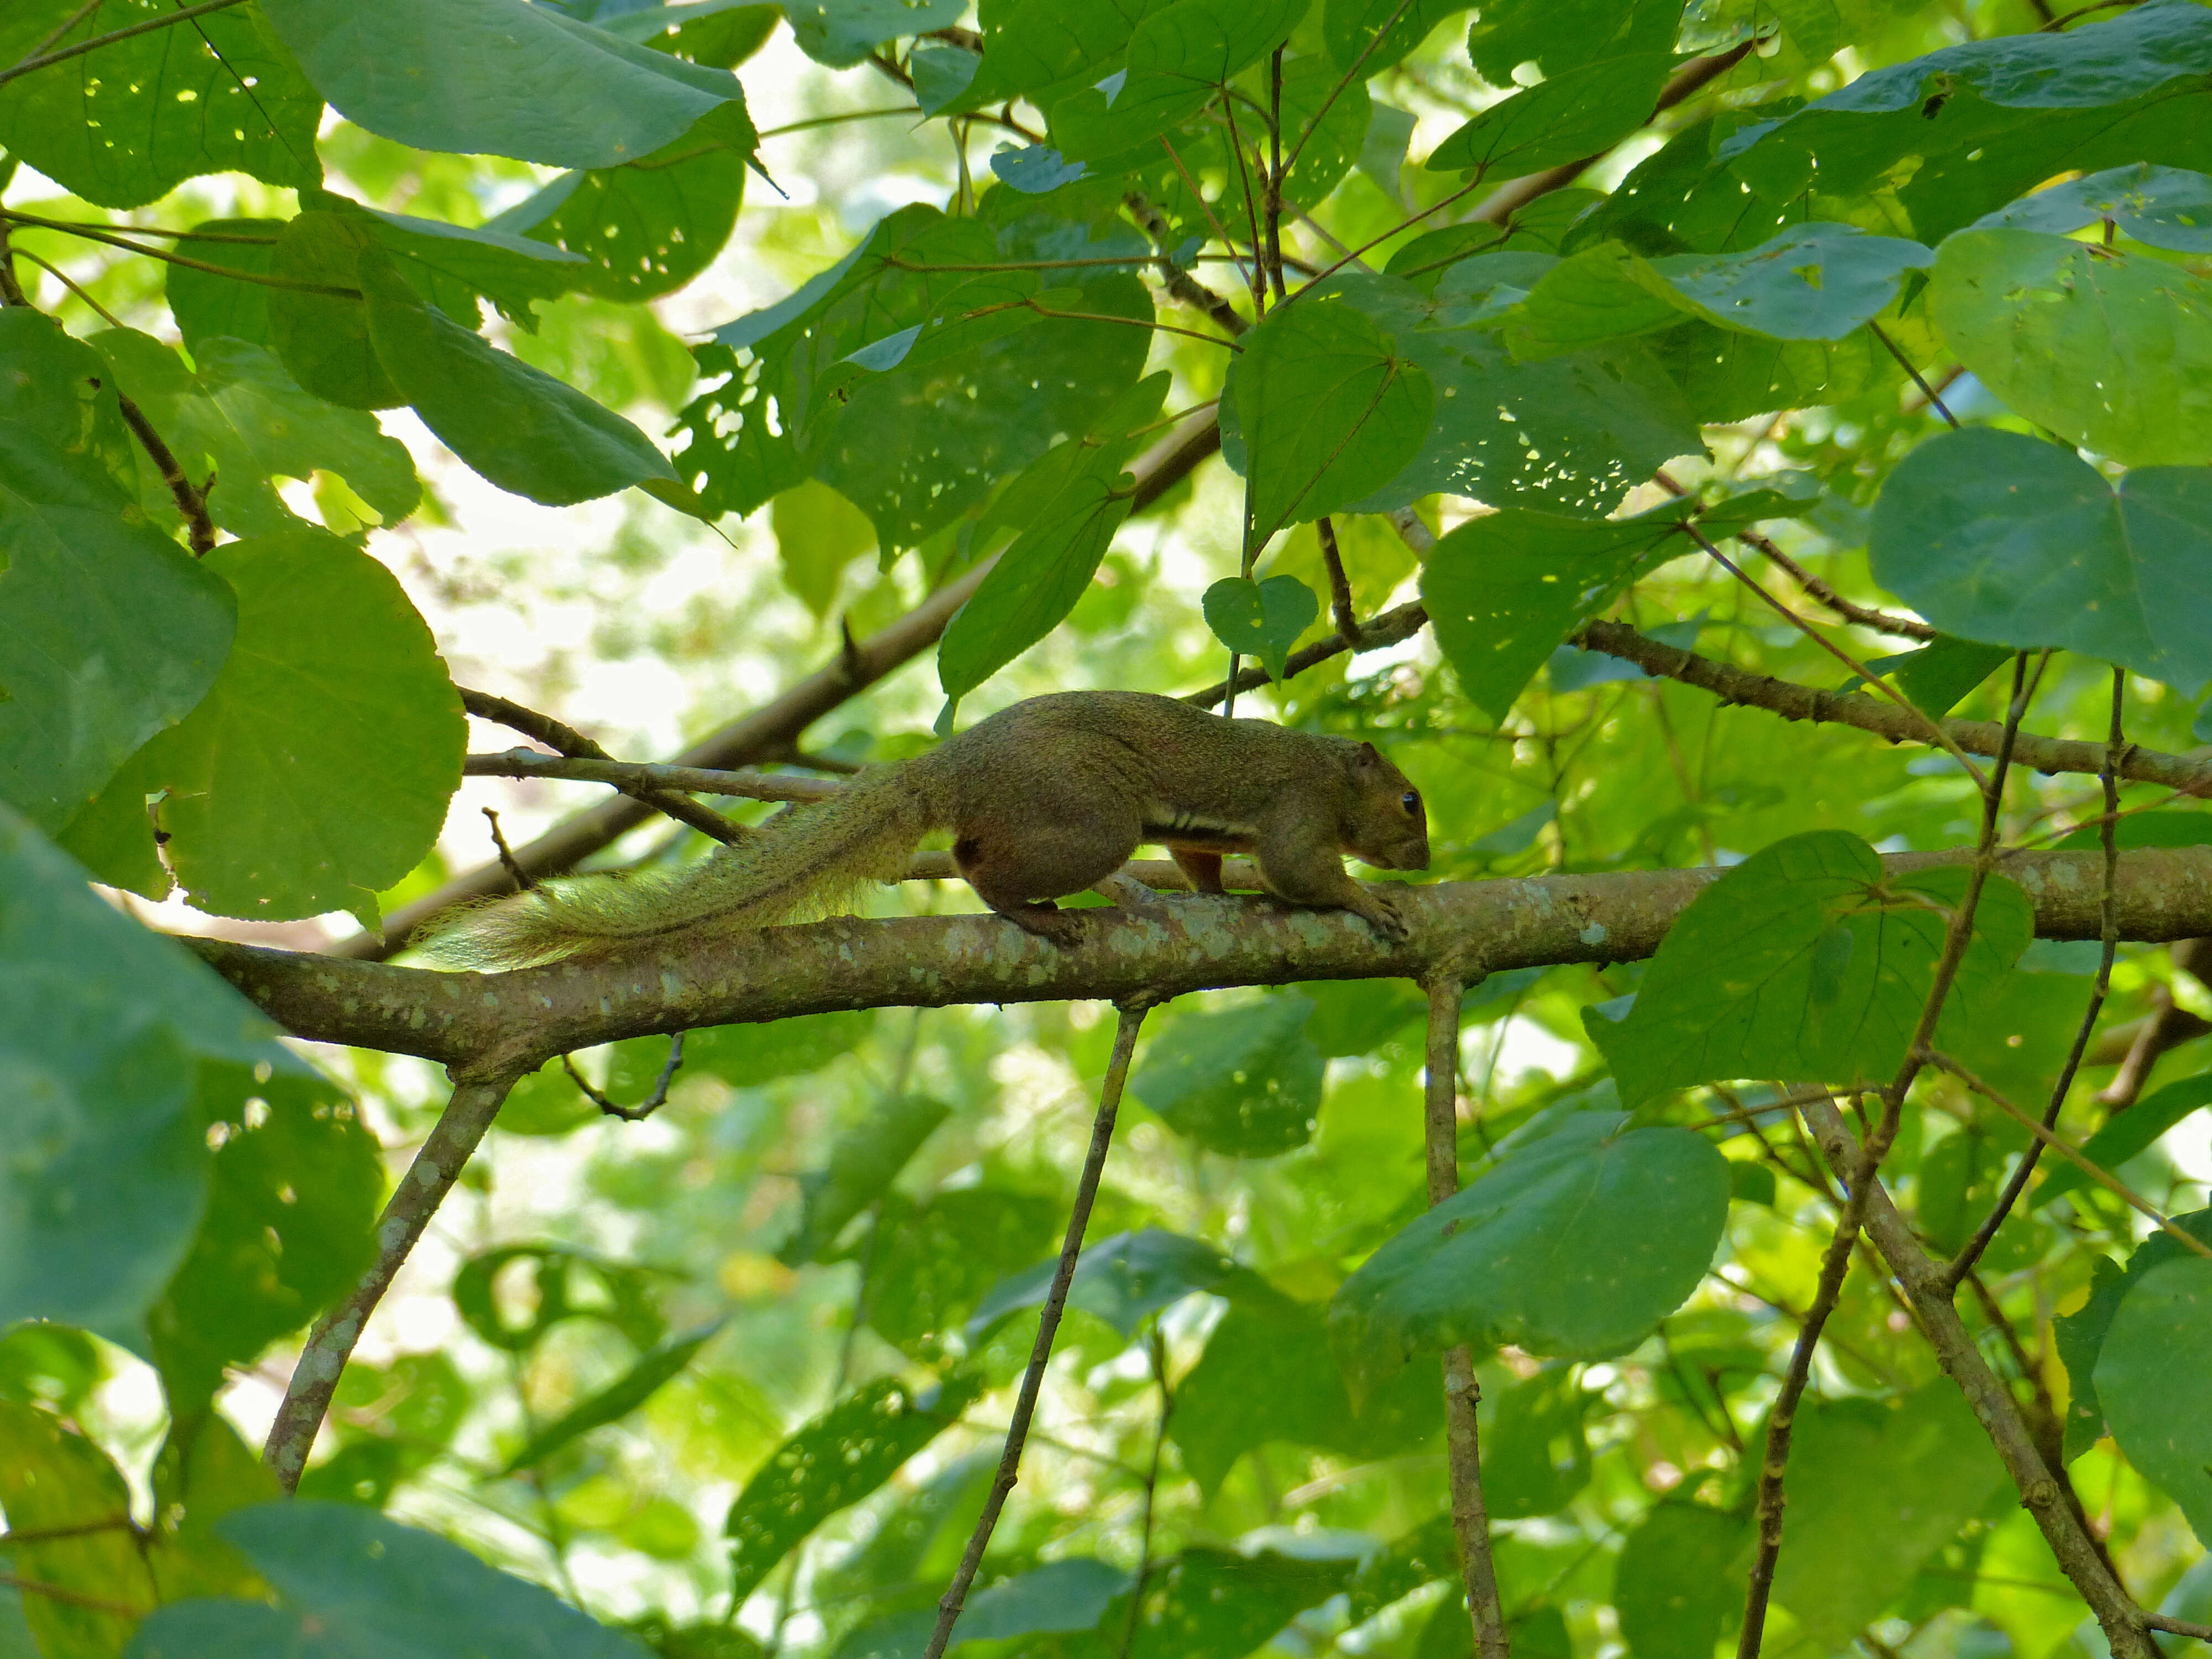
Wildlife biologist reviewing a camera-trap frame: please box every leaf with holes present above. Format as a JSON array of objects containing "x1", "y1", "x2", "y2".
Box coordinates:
[
  {"x1": 488, "y1": 100, "x2": 756, "y2": 302},
  {"x1": 0, "y1": 0, "x2": 320, "y2": 210},
  {"x1": 724, "y1": 1372, "x2": 984, "y2": 1603},
  {"x1": 1650, "y1": 222, "x2": 1935, "y2": 341},
  {"x1": 1931, "y1": 228, "x2": 2212, "y2": 466}
]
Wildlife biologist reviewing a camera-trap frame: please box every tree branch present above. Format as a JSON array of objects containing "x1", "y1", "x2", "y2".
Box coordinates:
[
  {"x1": 1793, "y1": 1094, "x2": 2164, "y2": 1659},
  {"x1": 263, "y1": 1071, "x2": 522, "y2": 1489},
  {"x1": 1575, "y1": 620, "x2": 2212, "y2": 797},
  {"x1": 459, "y1": 686, "x2": 747, "y2": 846},
  {"x1": 183, "y1": 846, "x2": 2212, "y2": 1075}
]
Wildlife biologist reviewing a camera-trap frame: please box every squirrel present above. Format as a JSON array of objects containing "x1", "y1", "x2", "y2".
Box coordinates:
[{"x1": 428, "y1": 690, "x2": 1430, "y2": 969}]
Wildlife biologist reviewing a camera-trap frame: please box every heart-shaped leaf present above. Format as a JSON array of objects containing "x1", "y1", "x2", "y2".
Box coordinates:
[
  {"x1": 1203, "y1": 575, "x2": 1320, "y2": 683},
  {"x1": 1869, "y1": 426, "x2": 2212, "y2": 694}
]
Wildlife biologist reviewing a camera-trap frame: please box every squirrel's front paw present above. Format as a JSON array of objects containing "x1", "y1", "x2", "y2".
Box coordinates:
[
  {"x1": 1003, "y1": 902, "x2": 1086, "y2": 946},
  {"x1": 1358, "y1": 889, "x2": 1411, "y2": 945}
]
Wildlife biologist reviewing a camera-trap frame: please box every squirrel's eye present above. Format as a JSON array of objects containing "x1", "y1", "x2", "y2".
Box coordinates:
[{"x1": 1402, "y1": 791, "x2": 1420, "y2": 813}]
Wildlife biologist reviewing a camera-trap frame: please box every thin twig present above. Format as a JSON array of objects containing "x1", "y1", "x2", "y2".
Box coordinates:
[
  {"x1": 561, "y1": 1034, "x2": 686, "y2": 1123},
  {"x1": 0, "y1": 0, "x2": 249, "y2": 90},
  {"x1": 14, "y1": 246, "x2": 123, "y2": 327},
  {"x1": 467, "y1": 748, "x2": 841, "y2": 806},
  {"x1": 1867, "y1": 320, "x2": 1960, "y2": 429},
  {"x1": 922, "y1": 998, "x2": 1155, "y2": 1659},
  {"x1": 0, "y1": 209, "x2": 356, "y2": 293},
  {"x1": 1679, "y1": 520, "x2": 1993, "y2": 792},
  {"x1": 1317, "y1": 517, "x2": 1360, "y2": 643},
  {"x1": 109, "y1": 385, "x2": 217, "y2": 554},
  {"x1": 1736, "y1": 1090, "x2": 1879, "y2": 1659},
  {"x1": 1949, "y1": 667, "x2": 2127, "y2": 1283},
  {"x1": 1425, "y1": 969, "x2": 1510, "y2": 1659},
  {"x1": 1924, "y1": 1053, "x2": 2212, "y2": 1260},
  {"x1": 459, "y1": 686, "x2": 747, "y2": 846},
  {"x1": 0, "y1": 1570, "x2": 144, "y2": 1618},
  {"x1": 1117, "y1": 1328, "x2": 1175, "y2": 1659},
  {"x1": 264, "y1": 1073, "x2": 523, "y2": 1489},
  {"x1": 482, "y1": 808, "x2": 532, "y2": 891}
]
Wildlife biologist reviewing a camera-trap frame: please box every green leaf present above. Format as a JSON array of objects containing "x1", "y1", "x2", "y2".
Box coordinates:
[
  {"x1": 259, "y1": 0, "x2": 745, "y2": 168},
  {"x1": 683, "y1": 1009, "x2": 879, "y2": 1085},
  {"x1": 1329, "y1": 1113, "x2": 1729, "y2": 1396},
  {"x1": 1718, "y1": 1, "x2": 2212, "y2": 243},
  {"x1": 0, "y1": 0, "x2": 320, "y2": 210},
  {"x1": 126, "y1": 1500, "x2": 656, "y2": 1657},
  {"x1": 724, "y1": 1372, "x2": 984, "y2": 1604},
  {"x1": 1649, "y1": 222, "x2": 1934, "y2": 341},
  {"x1": 147, "y1": 1066, "x2": 382, "y2": 1421},
  {"x1": 487, "y1": 100, "x2": 757, "y2": 302},
  {"x1": 359, "y1": 250, "x2": 679, "y2": 506},
  {"x1": 954, "y1": 1558, "x2": 1133, "y2": 1642},
  {"x1": 973, "y1": 1228, "x2": 1239, "y2": 1337},
  {"x1": 1771, "y1": 1386, "x2": 2008, "y2": 1646},
  {"x1": 1298, "y1": 977, "x2": 1427, "y2": 1056},
  {"x1": 502, "y1": 1323, "x2": 723, "y2": 1474},
  {"x1": 0, "y1": 1400, "x2": 154, "y2": 1657},
  {"x1": 1975, "y1": 163, "x2": 2212, "y2": 254},
  {"x1": 1202, "y1": 576, "x2": 1319, "y2": 686},
  {"x1": 1870, "y1": 634, "x2": 2015, "y2": 719},
  {"x1": 1321, "y1": 271, "x2": 1703, "y2": 515},
  {"x1": 1497, "y1": 243, "x2": 1688, "y2": 358},
  {"x1": 1230, "y1": 294, "x2": 1434, "y2": 543},
  {"x1": 88, "y1": 530, "x2": 465, "y2": 920},
  {"x1": 1420, "y1": 499, "x2": 1695, "y2": 721},
  {"x1": 1931, "y1": 228, "x2": 2212, "y2": 467},
  {"x1": 167, "y1": 220, "x2": 285, "y2": 354},
  {"x1": 0, "y1": 807, "x2": 293, "y2": 1346},
  {"x1": 267, "y1": 211, "x2": 406, "y2": 411},
  {"x1": 936, "y1": 370, "x2": 1168, "y2": 701},
  {"x1": 0, "y1": 312, "x2": 236, "y2": 834},
  {"x1": 2054, "y1": 1209, "x2": 2212, "y2": 1460},
  {"x1": 1133, "y1": 995, "x2": 1326, "y2": 1155},
  {"x1": 960, "y1": 0, "x2": 1165, "y2": 110},
  {"x1": 2033, "y1": 1073, "x2": 2212, "y2": 1209},
  {"x1": 90, "y1": 329, "x2": 421, "y2": 540},
  {"x1": 1168, "y1": 1290, "x2": 1438, "y2": 1495},
  {"x1": 147, "y1": 1411, "x2": 281, "y2": 1601},
  {"x1": 1463, "y1": 0, "x2": 1678, "y2": 82},
  {"x1": 1324, "y1": 0, "x2": 1470, "y2": 75},
  {"x1": 452, "y1": 1245, "x2": 667, "y2": 1355},
  {"x1": 772, "y1": 479, "x2": 877, "y2": 618},
  {"x1": 1051, "y1": 0, "x2": 1308, "y2": 160},
  {"x1": 779, "y1": 1094, "x2": 952, "y2": 1265},
  {"x1": 1586, "y1": 831, "x2": 2034, "y2": 1105},
  {"x1": 1868, "y1": 427, "x2": 2212, "y2": 695},
  {"x1": 864, "y1": 1187, "x2": 1062, "y2": 1357},
  {"x1": 785, "y1": 0, "x2": 967, "y2": 66},
  {"x1": 1613, "y1": 1503, "x2": 1752, "y2": 1659},
  {"x1": 1480, "y1": 1365, "x2": 1594, "y2": 1516},
  {"x1": 343, "y1": 196, "x2": 593, "y2": 327},
  {"x1": 1125, "y1": 1547, "x2": 1358, "y2": 1659},
  {"x1": 2094, "y1": 1253, "x2": 2212, "y2": 1544},
  {"x1": 1424, "y1": 54, "x2": 1674, "y2": 178}
]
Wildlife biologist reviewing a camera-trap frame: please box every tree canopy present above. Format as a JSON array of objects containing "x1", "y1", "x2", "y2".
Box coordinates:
[{"x1": 4, "y1": 3, "x2": 2212, "y2": 1659}]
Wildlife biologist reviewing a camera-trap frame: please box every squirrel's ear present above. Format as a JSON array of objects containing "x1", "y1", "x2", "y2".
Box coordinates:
[{"x1": 1358, "y1": 742, "x2": 1381, "y2": 764}]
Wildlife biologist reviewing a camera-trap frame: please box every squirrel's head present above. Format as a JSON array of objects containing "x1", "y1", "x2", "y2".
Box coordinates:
[{"x1": 1340, "y1": 740, "x2": 1430, "y2": 873}]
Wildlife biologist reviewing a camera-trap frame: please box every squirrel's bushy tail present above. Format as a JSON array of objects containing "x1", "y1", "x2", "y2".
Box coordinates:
[{"x1": 422, "y1": 763, "x2": 947, "y2": 970}]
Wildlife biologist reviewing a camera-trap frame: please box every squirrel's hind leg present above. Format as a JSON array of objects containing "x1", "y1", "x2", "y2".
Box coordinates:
[{"x1": 955, "y1": 811, "x2": 1139, "y2": 945}]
